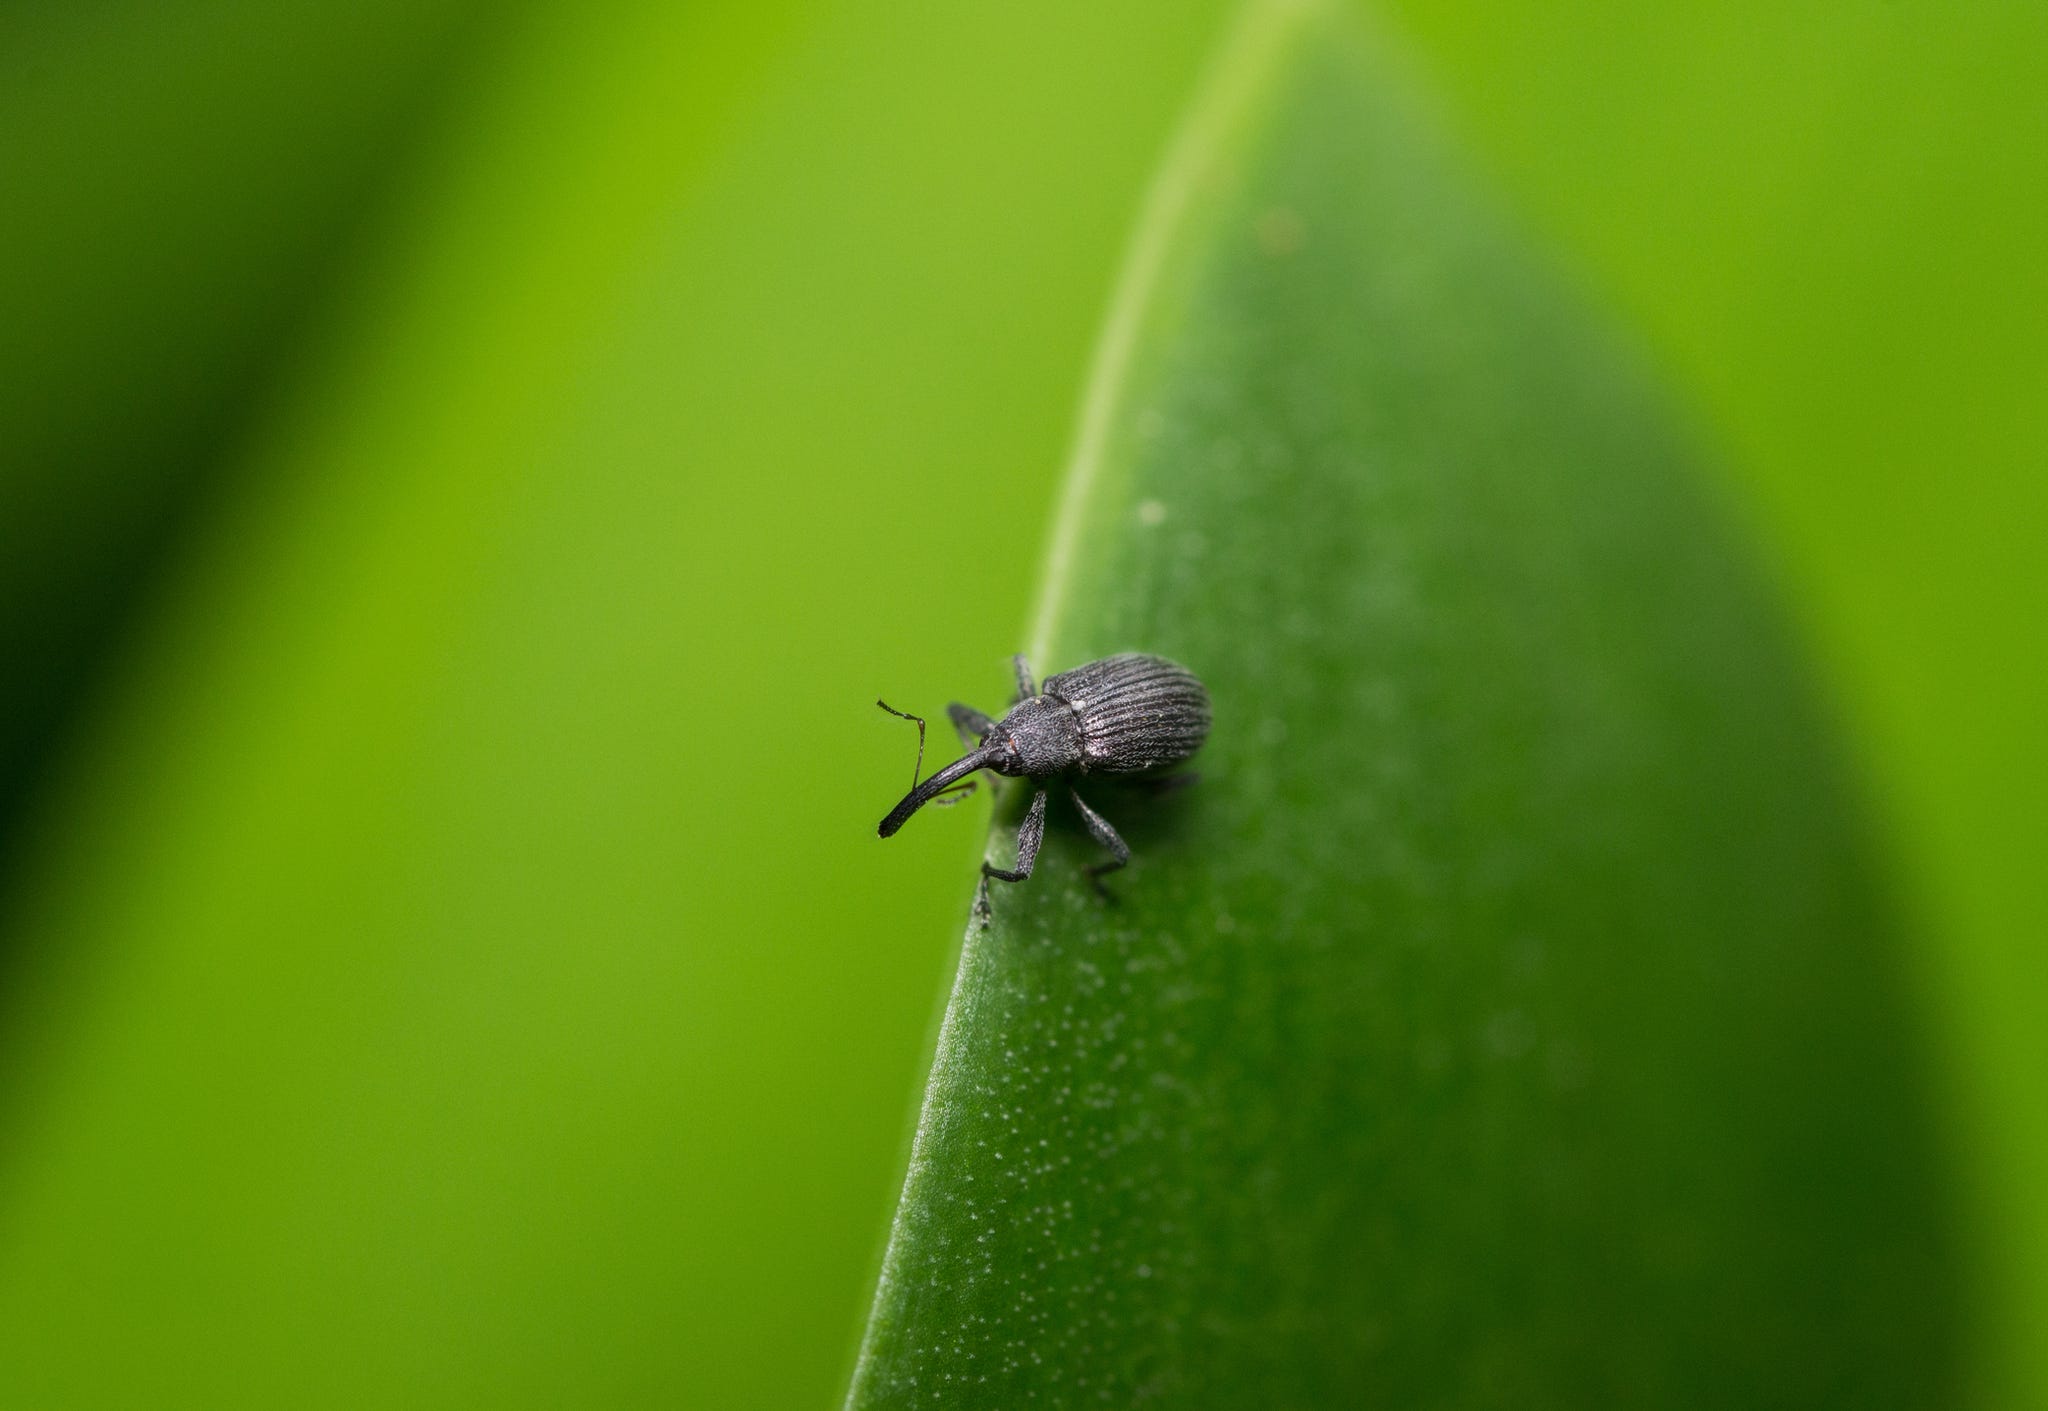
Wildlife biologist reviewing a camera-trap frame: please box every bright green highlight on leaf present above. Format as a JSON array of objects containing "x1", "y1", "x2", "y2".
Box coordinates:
[{"x1": 847, "y1": 2, "x2": 1960, "y2": 1404}]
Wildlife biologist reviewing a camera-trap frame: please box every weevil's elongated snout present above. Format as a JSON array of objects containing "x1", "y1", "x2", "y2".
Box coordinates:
[{"x1": 878, "y1": 745, "x2": 999, "y2": 838}]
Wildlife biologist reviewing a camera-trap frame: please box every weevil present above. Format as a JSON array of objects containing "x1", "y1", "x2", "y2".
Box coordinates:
[{"x1": 877, "y1": 652, "x2": 1210, "y2": 918}]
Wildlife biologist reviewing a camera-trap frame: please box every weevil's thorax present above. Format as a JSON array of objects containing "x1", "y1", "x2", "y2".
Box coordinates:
[{"x1": 992, "y1": 694, "x2": 1085, "y2": 777}]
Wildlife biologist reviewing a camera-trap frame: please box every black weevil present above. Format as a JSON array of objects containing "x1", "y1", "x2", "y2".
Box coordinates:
[{"x1": 877, "y1": 652, "x2": 1210, "y2": 917}]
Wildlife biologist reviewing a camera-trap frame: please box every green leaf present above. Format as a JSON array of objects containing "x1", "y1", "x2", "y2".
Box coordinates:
[
  {"x1": 845, "y1": 2, "x2": 1961, "y2": 1404},
  {"x1": 0, "y1": 0, "x2": 513, "y2": 849}
]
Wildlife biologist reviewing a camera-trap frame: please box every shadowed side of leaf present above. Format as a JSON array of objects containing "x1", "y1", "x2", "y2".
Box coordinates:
[{"x1": 846, "y1": 1, "x2": 1962, "y2": 1405}]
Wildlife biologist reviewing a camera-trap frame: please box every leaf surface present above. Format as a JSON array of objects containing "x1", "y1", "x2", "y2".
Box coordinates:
[{"x1": 846, "y1": 3, "x2": 1960, "y2": 1404}]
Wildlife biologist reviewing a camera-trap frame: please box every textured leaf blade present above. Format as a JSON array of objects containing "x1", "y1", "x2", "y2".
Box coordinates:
[{"x1": 847, "y1": 2, "x2": 1959, "y2": 1405}]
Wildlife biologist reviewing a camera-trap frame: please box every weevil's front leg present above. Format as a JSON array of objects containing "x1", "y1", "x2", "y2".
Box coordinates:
[
  {"x1": 975, "y1": 786, "x2": 1047, "y2": 921},
  {"x1": 1012, "y1": 653, "x2": 1036, "y2": 702},
  {"x1": 1070, "y1": 787, "x2": 1131, "y2": 901},
  {"x1": 948, "y1": 702, "x2": 995, "y2": 747},
  {"x1": 945, "y1": 703, "x2": 1001, "y2": 803}
]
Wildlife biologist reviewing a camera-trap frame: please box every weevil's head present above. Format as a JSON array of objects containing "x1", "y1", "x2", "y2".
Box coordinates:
[
  {"x1": 989, "y1": 694, "x2": 1085, "y2": 777},
  {"x1": 877, "y1": 694, "x2": 1089, "y2": 840}
]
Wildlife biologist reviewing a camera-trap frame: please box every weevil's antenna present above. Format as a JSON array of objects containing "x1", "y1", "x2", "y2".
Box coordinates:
[
  {"x1": 879, "y1": 744, "x2": 1001, "y2": 838},
  {"x1": 876, "y1": 700, "x2": 926, "y2": 788}
]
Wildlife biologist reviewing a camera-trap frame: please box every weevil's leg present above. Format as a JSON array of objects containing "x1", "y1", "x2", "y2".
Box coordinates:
[
  {"x1": 946, "y1": 705, "x2": 1006, "y2": 801},
  {"x1": 1070, "y1": 787, "x2": 1131, "y2": 901},
  {"x1": 1012, "y1": 653, "x2": 1036, "y2": 702},
  {"x1": 876, "y1": 700, "x2": 927, "y2": 788},
  {"x1": 989, "y1": 788, "x2": 1047, "y2": 883},
  {"x1": 948, "y1": 702, "x2": 995, "y2": 747},
  {"x1": 975, "y1": 786, "x2": 1047, "y2": 920}
]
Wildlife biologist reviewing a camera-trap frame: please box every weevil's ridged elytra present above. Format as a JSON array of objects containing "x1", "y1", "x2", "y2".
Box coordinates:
[
  {"x1": 1044, "y1": 653, "x2": 1211, "y2": 774},
  {"x1": 875, "y1": 651, "x2": 1210, "y2": 921}
]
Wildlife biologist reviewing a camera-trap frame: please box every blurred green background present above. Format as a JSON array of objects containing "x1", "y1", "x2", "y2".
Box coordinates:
[{"x1": 0, "y1": 1, "x2": 2039, "y2": 1407}]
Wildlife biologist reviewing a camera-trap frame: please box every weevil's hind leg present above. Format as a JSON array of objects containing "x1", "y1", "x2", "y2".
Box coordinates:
[
  {"x1": 975, "y1": 786, "x2": 1047, "y2": 922},
  {"x1": 948, "y1": 702, "x2": 995, "y2": 747},
  {"x1": 1012, "y1": 653, "x2": 1036, "y2": 703},
  {"x1": 1070, "y1": 787, "x2": 1132, "y2": 902}
]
